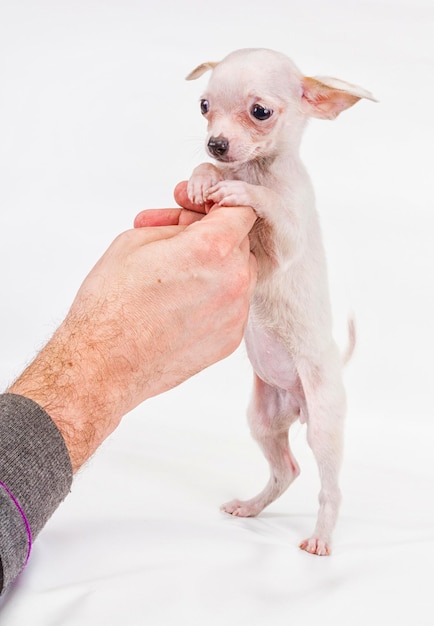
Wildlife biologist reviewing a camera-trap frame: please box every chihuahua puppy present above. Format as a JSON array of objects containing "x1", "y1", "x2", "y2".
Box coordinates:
[{"x1": 186, "y1": 48, "x2": 375, "y2": 555}]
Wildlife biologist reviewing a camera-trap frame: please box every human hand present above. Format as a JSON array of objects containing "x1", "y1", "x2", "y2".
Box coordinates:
[
  {"x1": 8, "y1": 185, "x2": 257, "y2": 471},
  {"x1": 134, "y1": 180, "x2": 208, "y2": 228}
]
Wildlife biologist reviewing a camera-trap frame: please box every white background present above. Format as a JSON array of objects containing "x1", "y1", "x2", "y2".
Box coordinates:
[{"x1": 0, "y1": 0, "x2": 433, "y2": 623}]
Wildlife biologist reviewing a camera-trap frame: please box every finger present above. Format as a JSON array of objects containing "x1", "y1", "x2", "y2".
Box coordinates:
[
  {"x1": 173, "y1": 180, "x2": 208, "y2": 214},
  {"x1": 134, "y1": 208, "x2": 183, "y2": 228},
  {"x1": 134, "y1": 208, "x2": 204, "y2": 229},
  {"x1": 177, "y1": 210, "x2": 206, "y2": 226},
  {"x1": 238, "y1": 235, "x2": 258, "y2": 297},
  {"x1": 125, "y1": 224, "x2": 185, "y2": 246},
  {"x1": 198, "y1": 205, "x2": 258, "y2": 247},
  {"x1": 248, "y1": 251, "x2": 258, "y2": 297}
]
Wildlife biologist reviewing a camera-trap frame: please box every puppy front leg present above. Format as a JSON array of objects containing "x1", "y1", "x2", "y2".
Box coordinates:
[
  {"x1": 187, "y1": 162, "x2": 223, "y2": 206},
  {"x1": 206, "y1": 180, "x2": 280, "y2": 219},
  {"x1": 206, "y1": 180, "x2": 295, "y2": 260}
]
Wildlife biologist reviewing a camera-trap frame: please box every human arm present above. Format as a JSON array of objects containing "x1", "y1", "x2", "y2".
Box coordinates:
[
  {"x1": 0, "y1": 394, "x2": 73, "y2": 594},
  {"x1": 7, "y1": 198, "x2": 257, "y2": 472},
  {"x1": 0, "y1": 191, "x2": 257, "y2": 593}
]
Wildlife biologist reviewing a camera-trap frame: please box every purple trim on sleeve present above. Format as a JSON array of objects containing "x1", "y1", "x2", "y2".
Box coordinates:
[{"x1": 0, "y1": 481, "x2": 32, "y2": 564}]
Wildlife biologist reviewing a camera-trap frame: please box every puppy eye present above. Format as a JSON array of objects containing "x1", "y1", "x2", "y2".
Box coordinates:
[
  {"x1": 251, "y1": 104, "x2": 273, "y2": 120},
  {"x1": 200, "y1": 99, "x2": 210, "y2": 115}
]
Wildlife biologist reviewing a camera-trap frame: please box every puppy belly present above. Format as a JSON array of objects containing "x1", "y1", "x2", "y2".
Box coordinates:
[{"x1": 244, "y1": 320, "x2": 302, "y2": 396}]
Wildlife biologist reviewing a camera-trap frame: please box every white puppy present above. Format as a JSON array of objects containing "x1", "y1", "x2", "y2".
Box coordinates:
[{"x1": 186, "y1": 48, "x2": 375, "y2": 555}]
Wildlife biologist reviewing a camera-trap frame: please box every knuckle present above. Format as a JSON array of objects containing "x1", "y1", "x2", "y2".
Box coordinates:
[
  {"x1": 193, "y1": 229, "x2": 232, "y2": 263},
  {"x1": 113, "y1": 229, "x2": 136, "y2": 249}
]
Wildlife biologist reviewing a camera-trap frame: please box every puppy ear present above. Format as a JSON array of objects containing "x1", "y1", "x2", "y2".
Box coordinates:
[
  {"x1": 301, "y1": 76, "x2": 377, "y2": 120},
  {"x1": 186, "y1": 62, "x2": 219, "y2": 80}
]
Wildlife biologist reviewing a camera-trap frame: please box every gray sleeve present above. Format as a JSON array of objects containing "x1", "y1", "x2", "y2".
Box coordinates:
[{"x1": 0, "y1": 393, "x2": 73, "y2": 594}]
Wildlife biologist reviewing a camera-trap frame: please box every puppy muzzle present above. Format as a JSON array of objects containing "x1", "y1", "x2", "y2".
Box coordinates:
[{"x1": 207, "y1": 135, "x2": 230, "y2": 160}]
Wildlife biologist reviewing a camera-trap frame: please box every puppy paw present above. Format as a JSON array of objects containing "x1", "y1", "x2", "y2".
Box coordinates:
[
  {"x1": 206, "y1": 180, "x2": 255, "y2": 208},
  {"x1": 299, "y1": 537, "x2": 331, "y2": 556},
  {"x1": 220, "y1": 498, "x2": 262, "y2": 518},
  {"x1": 187, "y1": 163, "x2": 222, "y2": 205}
]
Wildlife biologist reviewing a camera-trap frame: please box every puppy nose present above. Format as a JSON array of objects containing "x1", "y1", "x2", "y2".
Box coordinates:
[{"x1": 208, "y1": 136, "x2": 229, "y2": 158}]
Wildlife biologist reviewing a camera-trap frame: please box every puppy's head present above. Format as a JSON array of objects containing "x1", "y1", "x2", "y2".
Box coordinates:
[{"x1": 187, "y1": 48, "x2": 376, "y2": 166}]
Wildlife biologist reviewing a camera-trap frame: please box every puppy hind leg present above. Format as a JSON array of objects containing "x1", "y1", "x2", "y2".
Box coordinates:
[
  {"x1": 298, "y1": 359, "x2": 346, "y2": 556},
  {"x1": 221, "y1": 375, "x2": 300, "y2": 518}
]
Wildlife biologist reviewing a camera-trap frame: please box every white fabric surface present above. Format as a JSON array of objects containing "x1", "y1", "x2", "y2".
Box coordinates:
[{"x1": 1, "y1": 0, "x2": 433, "y2": 623}]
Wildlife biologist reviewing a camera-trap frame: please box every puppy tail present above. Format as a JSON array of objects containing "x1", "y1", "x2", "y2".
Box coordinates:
[{"x1": 342, "y1": 316, "x2": 356, "y2": 365}]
